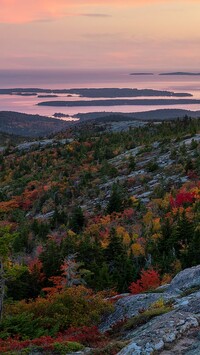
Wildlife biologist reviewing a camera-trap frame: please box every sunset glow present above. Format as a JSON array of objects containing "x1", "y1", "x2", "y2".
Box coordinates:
[{"x1": 0, "y1": 0, "x2": 200, "y2": 70}]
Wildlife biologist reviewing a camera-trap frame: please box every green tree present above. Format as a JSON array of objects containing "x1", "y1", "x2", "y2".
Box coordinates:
[
  {"x1": 105, "y1": 229, "x2": 135, "y2": 292},
  {"x1": 186, "y1": 228, "x2": 200, "y2": 267},
  {"x1": 107, "y1": 183, "x2": 124, "y2": 214},
  {"x1": 39, "y1": 239, "x2": 62, "y2": 280},
  {"x1": 69, "y1": 206, "x2": 85, "y2": 234}
]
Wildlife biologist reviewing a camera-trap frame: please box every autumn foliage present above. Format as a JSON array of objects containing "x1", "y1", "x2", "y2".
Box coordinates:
[
  {"x1": 129, "y1": 269, "x2": 161, "y2": 294},
  {"x1": 170, "y1": 190, "x2": 196, "y2": 208},
  {"x1": 0, "y1": 326, "x2": 109, "y2": 353},
  {"x1": 1, "y1": 119, "x2": 200, "y2": 352}
]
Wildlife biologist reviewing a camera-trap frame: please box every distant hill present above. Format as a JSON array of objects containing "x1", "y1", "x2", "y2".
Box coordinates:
[
  {"x1": 74, "y1": 108, "x2": 200, "y2": 122},
  {"x1": 0, "y1": 111, "x2": 71, "y2": 138}
]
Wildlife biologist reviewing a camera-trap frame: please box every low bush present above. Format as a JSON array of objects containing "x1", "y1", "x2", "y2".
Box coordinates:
[
  {"x1": 123, "y1": 305, "x2": 172, "y2": 331},
  {"x1": 2, "y1": 286, "x2": 113, "y2": 339}
]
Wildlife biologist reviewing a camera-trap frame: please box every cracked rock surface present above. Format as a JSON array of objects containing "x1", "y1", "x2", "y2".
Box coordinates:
[{"x1": 100, "y1": 266, "x2": 200, "y2": 354}]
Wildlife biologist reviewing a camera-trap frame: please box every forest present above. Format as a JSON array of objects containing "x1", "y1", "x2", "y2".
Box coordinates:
[{"x1": 0, "y1": 116, "x2": 200, "y2": 354}]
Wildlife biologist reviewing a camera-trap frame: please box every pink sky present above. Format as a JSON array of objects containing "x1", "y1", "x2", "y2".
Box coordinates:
[{"x1": 0, "y1": 0, "x2": 200, "y2": 70}]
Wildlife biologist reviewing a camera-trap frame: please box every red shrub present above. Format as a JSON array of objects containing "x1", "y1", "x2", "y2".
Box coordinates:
[
  {"x1": 0, "y1": 327, "x2": 109, "y2": 353},
  {"x1": 170, "y1": 190, "x2": 196, "y2": 208},
  {"x1": 60, "y1": 326, "x2": 108, "y2": 347},
  {"x1": 129, "y1": 269, "x2": 160, "y2": 294}
]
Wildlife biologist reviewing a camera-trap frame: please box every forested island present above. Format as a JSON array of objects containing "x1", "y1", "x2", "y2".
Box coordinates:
[
  {"x1": 37, "y1": 98, "x2": 200, "y2": 107},
  {"x1": 0, "y1": 87, "x2": 192, "y2": 98}
]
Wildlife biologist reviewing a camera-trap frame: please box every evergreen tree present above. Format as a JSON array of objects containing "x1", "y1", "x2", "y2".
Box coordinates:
[
  {"x1": 107, "y1": 183, "x2": 124, "y2": 214},
  {"x1": 105, "y1": 228, "x2": 135, "y2": 292},
  {"x1": 178, "y1": 212, "x2": 194, "y2": 249},
  {"x1": 186, "y1": 228, "x2": 200, "y2": 267},
  {"x1": 52, "y1": 207, "x2": 68, "y2": 228},
  {"x1": 152, "y1": 218, "x2": 178, "y2": 273},
  {"x1": 95, "y1": 263, "x2": 113, "y2": 290},
  {"x1": 69, "y1": 206, "x2": 85, "y2": 233},
  {"x1": 39, "y1": 239, "x2": 62, "y2": 280},
  {"x1": 76, "y1": 235, "x2": 104, "y2": 289}
]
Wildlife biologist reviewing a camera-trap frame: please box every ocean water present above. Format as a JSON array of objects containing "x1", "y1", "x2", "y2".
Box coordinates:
[{"x1": 0, "y1": 70, "x2": 200, "y2": 119}]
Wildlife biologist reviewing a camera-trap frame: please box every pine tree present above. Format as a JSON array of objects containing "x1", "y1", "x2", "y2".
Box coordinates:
[
  {"x1": 182, "y1": 226, "x2": 199, "y2": 268},
  {"x1": 95, "y1": 263, "x2": 113, "y2": 290},
  {"x1": 105, "y1": 228, "x2": 135, "y2": 292},
  {"x1": 69, "y1": 206, "x2": 85, "y2": 233},
  {"x1": 107, "y1": 184, "x2": 124, "y2": 214},
  {"x1": 39, "y1": 239, "x2": 62, "y2": 279},
  {"x1": 152, "y1": 218, "x2": 178, "y2": 273}
]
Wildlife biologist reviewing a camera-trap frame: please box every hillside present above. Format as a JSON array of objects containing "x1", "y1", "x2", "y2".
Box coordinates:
[
  {"x1": 0, "y1": 111, "x2": 71, "y2": 137},
  {"x1": 0, "y1": 131, "x2": 27, "y2": 147},
  {"x1": 1, "y1": 116, "x2": 200, "y2": 354}
]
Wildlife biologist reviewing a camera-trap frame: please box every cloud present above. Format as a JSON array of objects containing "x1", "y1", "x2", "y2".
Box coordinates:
[
  {"x1": 0, "y1": 0, "x2": 69, "y2": 23},
  {"x1": 80, "y1": 13, "x2": 111, "y2": 17},
  {"x1": 0, "y1": 0, "x2": 198, "y2": 24}
]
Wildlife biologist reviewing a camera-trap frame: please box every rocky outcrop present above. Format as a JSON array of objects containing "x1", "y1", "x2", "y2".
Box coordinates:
[
  {"x1": 100, "y1": 292, "x2": 175, "y2": 333},
  {"x1": 167, "y1": 265, "x2": 200, "y2": 293},
  {"x1": 100, "y1": 266, "x2": 200, "y2": 354},
  {"x1": 118, "y1": 310, "x2": 199, "y2": 355}
]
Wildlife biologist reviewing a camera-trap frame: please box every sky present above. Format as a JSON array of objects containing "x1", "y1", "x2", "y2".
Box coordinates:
[{"x1": 0, "y1": 0, "x2": 200, "y2": 71}]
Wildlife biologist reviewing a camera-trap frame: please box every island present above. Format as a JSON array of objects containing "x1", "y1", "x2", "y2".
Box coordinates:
[
  {"x1": 159, "y1": 72, "x2": 200, "y2": 76},
  {"x1": 53, "y1": 113, "x2": 70, "y2": 118},
  {"x1": 38, "y1": 95, "x2": 59, "y2": 98},
  {"x1": 130, "y1": 72, "x2": 154, "y2": 75},
  {"x1": 37, "y1": 98, "x2": 200, "y2": 107},
  {"x1": 0, "y1": 88, "x2": 192, "y2": 98}
]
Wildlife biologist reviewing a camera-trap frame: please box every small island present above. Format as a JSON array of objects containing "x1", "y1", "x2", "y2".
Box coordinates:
[
  {"x1": 130, "y1": 72, "x2": 154, "y2": 76},
  {"x1": 53, "y1": 113, "x2": 70, "y2": 118},
  {"x1": 130, "y1": 72, "x2": 154, "y2": 75},
  {"x1": 160, "y1": 72, "x2": 200, "y2": 76},
  {"x1": 38, "y1": 95, "x2": 59, "y2": 98}
]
